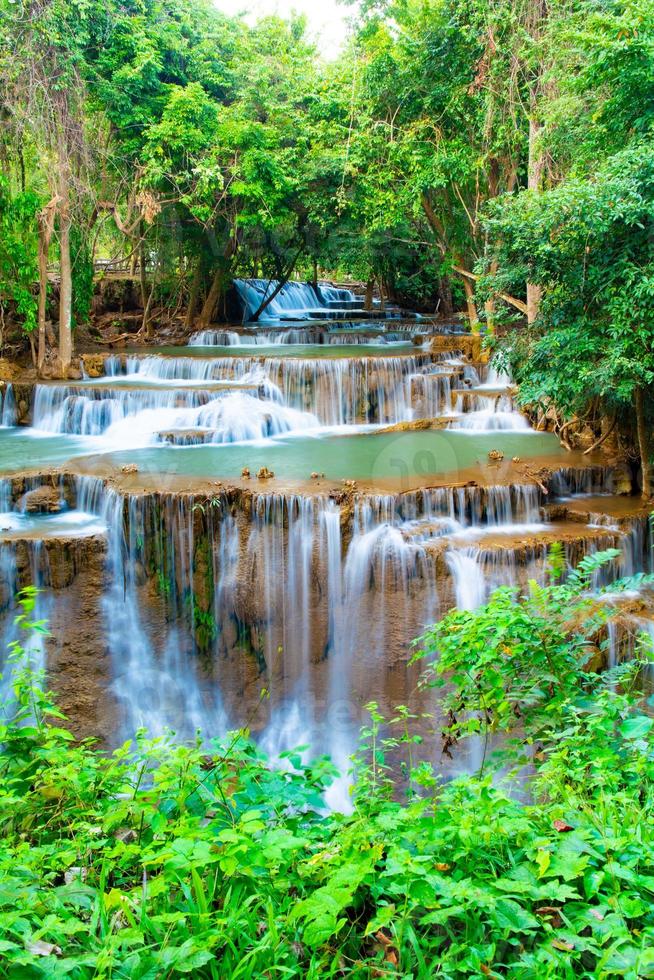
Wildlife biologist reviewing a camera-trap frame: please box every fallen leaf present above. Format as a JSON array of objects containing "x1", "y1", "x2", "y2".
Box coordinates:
[
  {"x1": 375, "y1": 931, "x2": 399, "y2": 966},
  {"x1": 536, "y1": 906, "x2": 563, "y2": 927},
  {"x1": 27, "y1": 941, "x2": 62, "y2": 957},
  {"x1": 435, "y1": 863, "x2": 451, "y2": 871},
  {"x1": 553, "y1": 820, "x2": 574, "y2": 833},
  {"x1": 552, "y1": 939, "x2": 574, "y2": 951}
]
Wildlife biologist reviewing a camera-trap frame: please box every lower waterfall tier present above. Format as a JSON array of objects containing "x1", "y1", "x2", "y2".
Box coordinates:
[{"x1": 1, "y1": 469, "x2": 651, "y2": 782}]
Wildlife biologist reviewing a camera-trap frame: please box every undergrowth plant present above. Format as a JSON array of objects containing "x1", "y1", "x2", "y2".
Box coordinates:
[{"x1": 0, "y1": 565, "x2": 653, "y2": 978}]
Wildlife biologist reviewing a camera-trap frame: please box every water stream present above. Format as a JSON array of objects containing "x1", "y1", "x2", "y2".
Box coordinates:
[{"x1": 0, "y1": 313, "x2": 651, "y2": 800}]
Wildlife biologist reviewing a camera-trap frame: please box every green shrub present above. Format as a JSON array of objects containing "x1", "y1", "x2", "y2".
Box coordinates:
[{"x1": 0, "y1": 566, "x2": 653, "y2": 978}]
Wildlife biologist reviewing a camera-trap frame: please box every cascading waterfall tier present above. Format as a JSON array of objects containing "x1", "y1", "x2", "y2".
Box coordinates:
[
  {"x1": 189, "y1": 327, "x2": 423, "y2": 347},
  {"x1": 98, "y1": 352, "x2": 478, "y2": 426},
  {"x1": 31, "y1": 381, "x2": 320, "y2": 443},
  {"x1": 1, "y1": 306, "x2": 650, "y2": 787},
  {"x1": 232, "y1": 278, "x2": 411, "y2": 323},
  {"x1": 10, "y1": 473, "x2": 635, "y2": 758}
]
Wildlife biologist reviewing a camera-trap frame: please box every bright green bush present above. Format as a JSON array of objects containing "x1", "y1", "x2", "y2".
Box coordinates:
[{"x1": 1, "y1": 570, "x2": 653, "y2": 979}]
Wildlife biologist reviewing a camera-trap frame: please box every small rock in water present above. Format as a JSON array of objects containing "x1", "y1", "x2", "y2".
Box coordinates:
[
  {"x1": 512, "y1": 456, "x2": 521, "y2": 463},
  {"x1": 241, "y1": 467, "x2": 251, "y2": 479},
  {"x1": 488, "y1": 449, "x2": 504, "y2": 462},
  {"x1": 121, "y1": 464, "x2": 138, "y2": 474},
  {"x1": 257, "y1": 467, "x2": 274, "y2": 480},
  {"x1": 310, "y1": 472, "x2": 320, "y2": 480}
]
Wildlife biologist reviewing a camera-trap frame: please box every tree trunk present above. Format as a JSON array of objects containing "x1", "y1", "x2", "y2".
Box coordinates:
[
  {"x1": 635, "y1": 387, "x2": 652, "y2": 499},
  {"x1": 37, "y1": 196, "x2": 58, "y2": 374},
  {"x1": 184, "y1": 259, "x2": 203, "y2": 331},
  {"x1": 57, "y1": 171, "x2": 73, "y2": 377},
  {"x1": 527, "y1": 116, "x2": 545, "y2": 324},
  {"x1": 196, "y1": 266, "x2": 225, "y2": 329},
  {"x1": 250, "y1": 275, "x2": 289, "y2": 323},
  {"x1": 439, "y1": 277, "x2": 454, "y2": 318},
  {"x1": 378, "y1": 279, "x2": 386, "y2": 313},
  {"x1": 312, "y1": 258, "x2": 318, "y2": 290},
  {"x1": 250, "y1": 246, "x2": 303, "y2": 323},
  {"x1": 364, "y1": 279, "x2": 374, "y2": 312},
  {"x1": 484, "y1": 259, "x2": 499, "y2": 335},
  {"x1": 138, "y1": 220, "x2": 148, "y2": 310},
  {"x1": 462, "y1": 276, "x2": 479, "y2": 333}
]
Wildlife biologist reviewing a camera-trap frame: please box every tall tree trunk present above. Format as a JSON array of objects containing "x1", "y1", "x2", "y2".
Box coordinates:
[
  {"x1": 196, "y1": 266, "x2": 225, "y2": 329},
  {"x1": 312, "y1": 258, "x2": 318, "y2": 290},
  {"x1": 635, "y1": 387, "x2": 652, "y2": 499},
  {"x1": 184, "y1": 259, "x2": 203, "y2": 331},
  {"x1": 438, "y1": 277, "x2": 454, "y2": 318},
  {"x1": 462, "y1": 276, "x2": 479, "y2": 333},
  {"x1": 37, "y1": 196, "x2": 58, "y2": 374},
  {"x1": 57, "y1": 149, "x2": 73, "y2": 377},
  {"x1": 364, "y1": 279, "x2": 374, "y2": 312},
  {"x1": 484, "y1": 259, "x2": 499, "y2": 335},
  {"x1": 138, "y1": 220, "x2": 149, "y2": 310},
  {"x1": 378, "y1": 279, "x2": 386, "y2": 313},
  {"x1": 527, "y1": 119, "x2": 545, "y2": 324}
]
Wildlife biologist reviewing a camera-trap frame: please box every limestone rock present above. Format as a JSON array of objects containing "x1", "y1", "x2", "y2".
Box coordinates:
[
  {"x1": 81, "y1": 354, "x2": 106, "y2": 379},
  {"x1": 488, "y1": 449, "x2": 504, "y2": 462},
  {"x1": 0, "y1": 358, "x2": 21, "y2": 381},
  {"x1": 257, "y1": 467, "x2": 274, "y2": 480},
  {"x1": 18, "y1": 485, "x2": 63, "y2": 514},
  {"x1": 612, "y1": 462, "x2": 632, "y2": 496}
]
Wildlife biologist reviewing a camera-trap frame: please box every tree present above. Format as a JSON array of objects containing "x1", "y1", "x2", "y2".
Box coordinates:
[{"x1": 483, "y1": 0, "x2": 654, "y2": 497}]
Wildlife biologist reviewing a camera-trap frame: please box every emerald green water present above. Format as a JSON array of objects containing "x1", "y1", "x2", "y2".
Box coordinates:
[
  {"x1": 0, "y1": 429, "x2": 102, "y2": 474},
  {"x1": 129, "y1": 344, "x2": 418, "y2": 360},
  {"x1": 70, "y1": 429, "x2": 564, "y2": 483}
]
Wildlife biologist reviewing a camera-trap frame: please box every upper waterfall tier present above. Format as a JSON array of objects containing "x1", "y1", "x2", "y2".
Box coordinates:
[{"x1": 233, "y1": 278, "x2": 412, "y2": 322}]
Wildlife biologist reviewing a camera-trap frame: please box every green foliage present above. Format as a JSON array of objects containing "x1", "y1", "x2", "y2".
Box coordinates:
[
  {"x1": 71, "y1": 225, "x2": 94, "y2": 327},
  {"x1": 0, "y1": 177, "x2": 40, "y2": 337},
  {"x1": 485, "y1": 144, "x2": 654, "y2": 418},
  {"x1": 2, "y1": 570, "x2": 654, "y2": 977}
]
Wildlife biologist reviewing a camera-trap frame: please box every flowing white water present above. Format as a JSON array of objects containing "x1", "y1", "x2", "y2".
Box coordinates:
[
  {"x1": 96, "y1": 350, "x2": 529, "y2": 429},
  {"x1": 234, "y1": 279, "x2": 363, "y2": 322},
  {"x1": 75, "y1": 478, "x2": 227, "y2": 741},
  {"x1": 3, "y1": 311, "x2": 650, "y2": 803},
  {"x1": 0, "y1": 384, "x2": 16, "y2": 427}
]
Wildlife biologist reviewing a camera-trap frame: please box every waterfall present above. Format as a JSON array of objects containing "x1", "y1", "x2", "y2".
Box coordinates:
[
  {"x1": 190, "y1": 328, "x2": 322, "y2": 346},
  {"x1": 234, "y1": 279, "x2": 360, "y2": 322},
  {"x1": 0, "y1": 384, "x2": 16, "y2": 427},
  {"x1": 0, "y1": 503, "x2": 53, "y2": 711},
  {"x1": 100, "y1": 353, "x2": 437, "y2": 425},
  {"x1": 75, "y1": 477, "x2": 226, "y2": 741},
  {"x1": 446, "y1": 549, "x2": 487, "y2": 611},
  {"x1": 32, "y1": 383, "x2": 319, "y2": 444},
  {"x1": 551, "y1": 466, "x2": 615, "y2": 498},
  {"x1": 189, "y1": 327, "x2": 424, "y2": 347}
]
